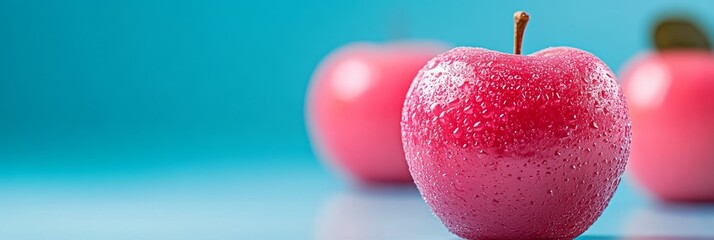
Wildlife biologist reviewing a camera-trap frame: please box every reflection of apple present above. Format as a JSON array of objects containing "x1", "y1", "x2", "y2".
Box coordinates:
[
  {"x1": 621, "y1": 18, "x2": 714, "y2": 202},
  {"x1": 306, "y1": 42, "x2": 445, "y2": 183},
  {"x1": 401, "y1": 12, "x2": 630, "y2": 239},
  {"x1": 313, "y1": 187, "x2": 451, "y2": 240}
]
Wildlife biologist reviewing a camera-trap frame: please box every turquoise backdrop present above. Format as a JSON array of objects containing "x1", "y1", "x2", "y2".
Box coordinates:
[
  {"x1": 2, "y1": 0, "x2": 714, "y2": 165},
  {"x1": 2, "y1": 1, "x2": 714, "y2": 239}
]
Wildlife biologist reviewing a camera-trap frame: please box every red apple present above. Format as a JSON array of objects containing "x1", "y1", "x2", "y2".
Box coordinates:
[
  {"x1": 306, "y1": 42, "x2": 445, "y2": 184},
  {"x1": 401, "y1": 12, "x2": 631, "y2": 239},
  {"x1": 621, "y1": 18, "x2": 714, "y2": 202}
]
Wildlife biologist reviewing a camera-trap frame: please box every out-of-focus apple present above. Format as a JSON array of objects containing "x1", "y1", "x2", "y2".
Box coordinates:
[
  {"x1": 621, "y1": 17, "x2": 714, "y2": 202},
  {"x1": 306, "y1": 42, "x2": 445, "y2": 184}
]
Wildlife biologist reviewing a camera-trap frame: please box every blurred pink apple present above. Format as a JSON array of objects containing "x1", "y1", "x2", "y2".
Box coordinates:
[
  {"x1": 621, "y1": 17, "x2": 714, "y2": 202},
  {"x1": 306, "y1": 42, "x2": 445, "y2": 184},
  {"x1": 622, "y1": 51, "x2": 714, "y2": 202}
]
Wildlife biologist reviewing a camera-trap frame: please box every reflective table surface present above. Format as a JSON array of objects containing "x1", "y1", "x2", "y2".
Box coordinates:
[{"x1": 0, "y1": 156, "x2": 712, "y2": 239}]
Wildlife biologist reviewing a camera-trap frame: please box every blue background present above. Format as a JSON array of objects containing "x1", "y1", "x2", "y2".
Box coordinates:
[
  {"x1": 5, "y1": 0, "x2": 714, "y2": 162},
  {"x1": 1, "y1": 0, "x2": 714, "y2": 239}
]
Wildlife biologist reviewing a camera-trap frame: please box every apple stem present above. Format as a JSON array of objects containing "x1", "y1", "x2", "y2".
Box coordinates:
[{"x1": 514, "y1": 11, "x2": 530, "y2": 55}]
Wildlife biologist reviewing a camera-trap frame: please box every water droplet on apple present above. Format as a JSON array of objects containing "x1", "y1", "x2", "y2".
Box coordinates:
[
  {"x1": 453, "y1": 127, "x2": 462, "y2": 138},
  {"x1": 426, "y1": 60, "x2": 438, "y2": 70},
  {"x1": 430, "y1": 103, "x2": 442, "y2": 113},
  {"x1": 475, "y1": 95, "x2": 483, "y2": 102},
  {"x1": 481, "y1": 109, "x2": 491, "y2": 117}
]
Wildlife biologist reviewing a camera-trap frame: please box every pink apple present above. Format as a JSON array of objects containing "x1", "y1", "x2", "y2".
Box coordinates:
[
  {"x1": 306, "y1": 42, "x2": 445, "y2": 184},
  {"x1": 621, "y1": 51, "x2": 714, "y2": 202},
  {"x1": 401, "y1": 12, "x2": 631, "y2": 239},
  {"x1": 620, "y1": 17, "x2": 714, "y2": 202}
]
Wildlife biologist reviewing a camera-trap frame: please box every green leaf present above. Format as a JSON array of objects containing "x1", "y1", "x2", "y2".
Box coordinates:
[{"x1": 654, "y1": 17, "x2": 711, "y2": 51}]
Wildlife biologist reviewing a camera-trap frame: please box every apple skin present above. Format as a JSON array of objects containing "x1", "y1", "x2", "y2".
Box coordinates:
[
  {"x1": 401, "y1": 47, "x2": 631, "y2": 239},
  {"x1": 306, "y1": 42, "x2": 445, "y2": 184},
  {"x1": 621, "y1": 51, "x2": 714, "y2": 202}
]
